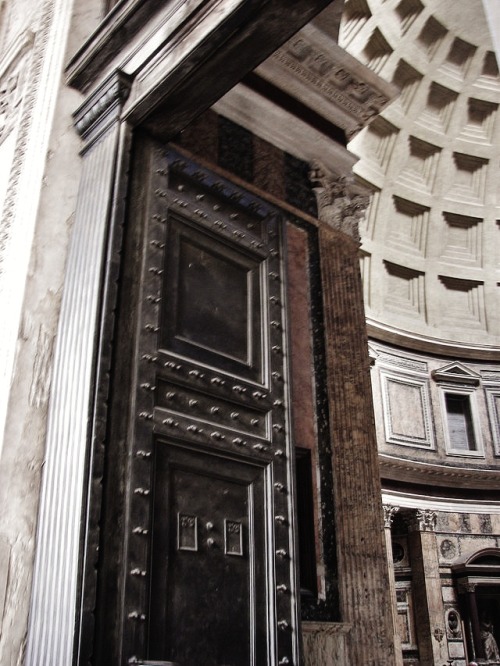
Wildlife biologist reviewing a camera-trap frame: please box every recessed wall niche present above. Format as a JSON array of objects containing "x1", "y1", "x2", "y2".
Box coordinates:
[
  {"x1": 441, "y1": 212, "x2": 482, "y2": 267},
  {"x1": 363, "y1": 28, "x2": 392, "y2": 74},
  {"x1": 395, "y1": 135, "x2": 441, "y2": 193},
  {"x1": 387, "y1": 196, "x2": 429, "y2": 255},
  {"x1": 383, "y1": 260, "x2": 426, "y2": 318},
  {"x1": 460, "y1": 98, "x2": 498, "y2": 144},
  {"x1": 394, "y1": 0, "x2": 423, "y2": 35},
  {"x1": 446, "y1": 152, "x2": 488, "y2": 204},
  {"x1": 440, "y1": 37, "x2": 476, "y2": 80},
  {"x1": 392, "y1": 59, "x2": 422, "y2": 112},
  {"x1": 380, "y1": 370, "x2": 434, "y2": 448},
  {"x1": 417, "y1": 82, "x2": 458, "y2": 134},
  {"x1": 417, "y1": 15, "x2": 447, "y2": 60},
  {"x1": 438, "y1": 276, "x2": 486, "y2": 330}
]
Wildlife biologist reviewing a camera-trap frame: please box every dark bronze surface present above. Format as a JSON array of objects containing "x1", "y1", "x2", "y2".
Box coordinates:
[{"x1": 93, "y1": 141, "x2": 299, "y2": 665}]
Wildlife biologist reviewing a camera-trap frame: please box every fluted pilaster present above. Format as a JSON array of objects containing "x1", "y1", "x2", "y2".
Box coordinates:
[{"x1": 25, "y1": 71, "x2": 131, "y2": 666}]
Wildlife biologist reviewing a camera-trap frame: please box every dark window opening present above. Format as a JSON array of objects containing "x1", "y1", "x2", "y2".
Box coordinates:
[
  {"x1": 445, "y1": 393, "x2": 476, "y2": 451},
  {"x1": 295, "y1": 447, "x2": 318, "y2": 599}
]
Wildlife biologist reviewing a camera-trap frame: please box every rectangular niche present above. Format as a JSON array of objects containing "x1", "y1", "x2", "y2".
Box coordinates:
[
  {"x1": 446, "y1": 152, "x2": 488, "y2": 204},
  {"x1": 460, "y1": 98, "x2": 498, "y2": 144},
  {"x1": 362, "y1": 28, "x2": 392, "y2": 74},
  {"x1": 365, "y1": 117, "x2": 399, "y2": 173},
  {"x1": 437, "y1": 276, "x2": 486, "y2": 330},
  {"x1": 477, "y1": 51, "x2": 500, "y2": 90},
  {"x1": 417, "y1": 16, "x2": 447, "y2": 59},
  {"x1": 387, "y1": 196, "x2": 430, "y2": 255},
  {"x1": 416, "y1": 82, "x2": 457, "y2": 134},
  {"x1": 381, "y1": 371, "x2": 435, "y2": 448},
  {"x1": 392, "y1": 59, "x2": 422, "y2": 113},
  {"x1": 396, "y1": 136, "x2": 441, "y2": 193},
  {"x1": 341, "y1": 0, "x2": 371, "y2": 46},
  {"x1": 440, "y1": 37, "x2": 477, "y2": 80},
  {"x1": 441, "y1": 212, "x2": 482, "y2": 266},
  {"x1": 384, "y1": 261, "x2": 426, "y2": 318},
  {"x1": 395, "y1": 0, "x2": 424, "y2": 34}
]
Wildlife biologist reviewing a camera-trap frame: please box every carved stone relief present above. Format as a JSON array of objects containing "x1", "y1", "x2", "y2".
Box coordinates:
[
  {"x1": 309, "y1": 161, "x2": 369, "y2": 242},
  {"x1": 271, "y1": 32, "x2": 391, "y2": 136}
]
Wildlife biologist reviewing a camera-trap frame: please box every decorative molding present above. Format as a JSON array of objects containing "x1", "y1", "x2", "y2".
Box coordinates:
[
  {"x1": 432, "y1": 361, "x2": 481, "y2": 387},
  {"x1": 309, "y1": 161, "x2": 370, "y2": 241},
  {"x1": 383, "y1": 503, "x2": 399, "y2": 528},
  {"x1": 73, "y1": 69, "x2": 133, "y2": 144},
  {"x1": 379, "y1": 453, "x2": 500, "y2": 489},
  {"x1": 380, "y1": 370, "x2": 434, "y2": 449},
  {"x1": 0, "y1": 29, "x2": 33, "y2": 145},
  {"x1": 376, "y1": 351, "x2": 428, "y2": 373}
]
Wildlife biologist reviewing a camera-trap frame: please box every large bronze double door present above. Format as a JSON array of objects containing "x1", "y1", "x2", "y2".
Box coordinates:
[{"x1": 121, "y1": 142, "x2": 300, "y2": 666}]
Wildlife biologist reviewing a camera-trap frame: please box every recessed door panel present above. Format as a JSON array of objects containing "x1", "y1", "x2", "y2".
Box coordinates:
[
  {"x1": 149, "y1": 444, "x2": 267, "y2": 666},
  {"x1": 161, "y1": 217, "x2": 262, "y2": 380}
]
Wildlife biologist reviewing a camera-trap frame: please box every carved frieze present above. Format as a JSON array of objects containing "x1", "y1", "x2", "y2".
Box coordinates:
[
  {"x1": 414, "y1": 509, "x2": 437, "y2": 532},
  {"x1": 258, "y1": 25, "x2": 397, "y2": 138},
  {"x1": 0, "y1": 69, "x2": 22, "y2": 142},
  {"x1": 309, "y1": 161, "x2": 369, "y2": 242}
]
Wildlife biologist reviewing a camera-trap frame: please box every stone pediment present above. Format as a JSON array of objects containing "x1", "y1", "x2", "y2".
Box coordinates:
[
  {"x1": 255, "y1": 22, "x2": 399, "y2": 138},
  {"x1": 431, "y1": 361, "x2": 481, "y2": 386}
]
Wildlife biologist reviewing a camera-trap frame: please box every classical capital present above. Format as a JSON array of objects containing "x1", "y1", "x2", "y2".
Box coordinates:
[
  {"x1": 383, "y1": 504, "x2": 399, "y2": 528},
  {"x1": 74, "y1": 69, "x2": 133, "y2": 144},
  {"x1": 409, "y1": 509, "x2": 437, "y2": 532},
  {"x1": 309, "y1": 161, "x2": 370, "y2": 243}
]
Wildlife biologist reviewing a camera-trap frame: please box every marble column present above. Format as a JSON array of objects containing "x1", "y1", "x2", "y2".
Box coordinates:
[
  {"x1": 25, "y1": 70, "x2": 133, "y2": 666},
  {"x1": 311, "y1": 163, "x2": 397, "y2": 665},
  {"x1": 406, "y1": 509, "x2": 448, "y2": 665},
  {"x1": 383, "y1": 504, "x2": 404, "y2": 666}
]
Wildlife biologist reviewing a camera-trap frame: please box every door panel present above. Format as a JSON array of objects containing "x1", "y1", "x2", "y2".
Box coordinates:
[
  {"x1": 161, "y1": 215, "x2": 263, "y2": 380},
  {"x1": 122, "y1": 144, "x2": 299, "y2": 666},
  {"x1": 149, "y1": 444, "x2": 268, "y2": 666}
]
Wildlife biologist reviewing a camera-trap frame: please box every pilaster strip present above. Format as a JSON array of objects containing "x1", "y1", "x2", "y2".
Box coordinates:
[{"x1": 26, "y1": 76, "x2": 129, "y2": 663}]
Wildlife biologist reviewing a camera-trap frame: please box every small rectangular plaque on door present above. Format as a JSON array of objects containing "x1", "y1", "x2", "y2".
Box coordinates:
[
  {"x1": 224, "y1": 519, "x2": 243, "y2": 556},
  {"x1": 177, "y1": 513, "x2": 198, "y2": 551}
]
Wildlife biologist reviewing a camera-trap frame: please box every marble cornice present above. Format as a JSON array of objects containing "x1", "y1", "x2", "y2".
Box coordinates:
[
  {"x1": 256, "y1": 22, "x2": 399, "y2": 138},
  {"x1": 380, "y1": 453, "x2": 500, "y2": 490},
  {"x1": 367, "y1": 318, "x2": 500, "y2": 362}
]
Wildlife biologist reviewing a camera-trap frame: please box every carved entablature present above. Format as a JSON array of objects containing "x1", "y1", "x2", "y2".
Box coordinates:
[
  {"x1": 383, "y1": 504, "x2": 399, "y2": 528},
  {"x1": 257, "y1": 23, "x2": 398, "y2": 138},
  {"x1": 309, "y1": 161, "x2": 370, "y2": 242}
]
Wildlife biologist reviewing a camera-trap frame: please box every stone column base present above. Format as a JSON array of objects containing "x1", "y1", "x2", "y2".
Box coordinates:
[{"x1": 302, "y1": 621, "x2": 352, "y2": 665}]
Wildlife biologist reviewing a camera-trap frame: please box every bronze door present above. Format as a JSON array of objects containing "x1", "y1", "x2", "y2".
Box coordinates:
[{"x1": 123, "y1": 143, "x2": 298, "y2": 666}]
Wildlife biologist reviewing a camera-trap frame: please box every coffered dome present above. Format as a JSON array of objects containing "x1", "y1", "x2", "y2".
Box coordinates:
[{"x1": 341, "y1": 0, "x2": 500, "y2": 357}]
